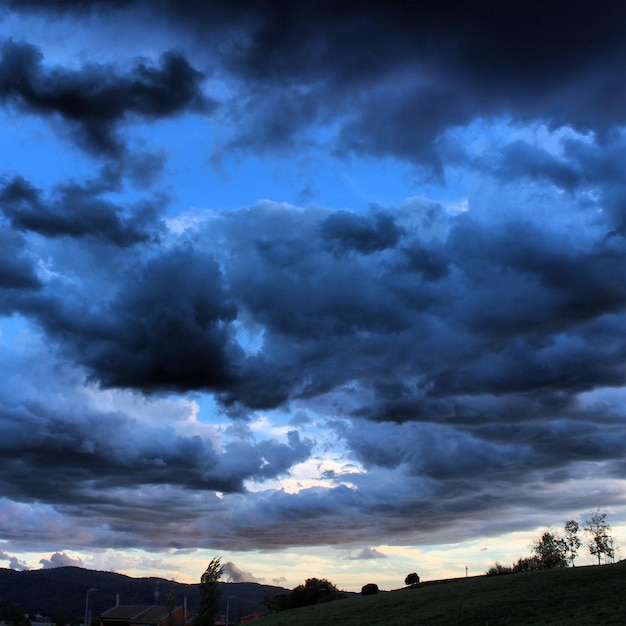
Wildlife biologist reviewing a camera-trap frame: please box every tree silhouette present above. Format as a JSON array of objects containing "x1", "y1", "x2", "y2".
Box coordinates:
[
  {"x1": 532, "y1": 531, "x2": 567, "y2": 569},
  {"x1": 584, "y1": 510, "x2": 615, "y2": 565},
  {"x1": 404, "y1": 572, "x2": 420, "y2": 586},
  {"x1": 563, "y1": 520, "x2": 581, "y2": 566},
  {"x1": 290, "y1": 578, "x2": 344, "y2": 608},
  {"x1": 194, "y1": 557, "x2": 224, "y2": 626}
]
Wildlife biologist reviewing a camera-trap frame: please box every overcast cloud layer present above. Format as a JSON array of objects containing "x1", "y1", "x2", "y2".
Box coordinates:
[{"x1": 1, "y1": 0, "x2": 626, "y2": 582}]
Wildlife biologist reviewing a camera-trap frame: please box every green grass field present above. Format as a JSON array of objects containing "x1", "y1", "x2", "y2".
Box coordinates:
[{"x1": 255, "y1": 561, "x2": 626, "y2": 625}]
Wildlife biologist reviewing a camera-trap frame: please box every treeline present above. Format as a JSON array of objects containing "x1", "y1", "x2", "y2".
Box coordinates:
[{"x1": 487, "y1": 510, "x2": 617, "y2": 576}]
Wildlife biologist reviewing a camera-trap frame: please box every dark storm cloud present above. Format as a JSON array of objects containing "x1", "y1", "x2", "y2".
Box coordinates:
[
  {"x1": 25, "y1": 245, "x2": 242, "y2": 393},
  {"x1": 0, "y1": 227, "x2": 40, "y2": 291},
  {"x1": 201, "y1": 473, "x2": 597, "y2": 551},
  {"x1": 5, "y1": 1, "x2": 626, "y2": 167},
  {"x1": 345, "y1": 409, "x2": 626, "y2": 484},
  {"x1": 321, "y1": 210, "x2": 404, "y2": 256},
  {"x1": 209, "y1": 0, "x2": 626, "y2": 152},
  {"x1": 0, "y1": 39, "x2": 212, "y2": 158},
  {"x1": 0, "y1": 174, "x2": 163, "y2": 245},
  {"x1": 147, "y1": 191, "x2": 618, "y2": 443},
  {"x1": 445, "y1": 218, "x2": 626, "y2": 339},
  {"x1": 487, "y1": 141, "x2": 582, "y2": 191},
  {"x1": 396, "y1": 245, "x2": 449, "y2": 282},
  {"x1": 0, "y1": 350, "x2": 313, "y2": 506},
  {"x1": 13, "y1": 185, "x2": 623, "y2": 413},
  {"x1": 559, "y1": 135, "x2": 626, "y2": 238}
]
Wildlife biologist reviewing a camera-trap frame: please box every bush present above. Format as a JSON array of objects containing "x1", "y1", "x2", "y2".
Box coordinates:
[
  {"x1": 361, "y1": 583, "x2": 379, "y2": 596},
  {"x1": 512, "y1": 556, "x2": 541, "y2": 573},
  {"x1": 290, "y1": 578, "x2": 346, "y2": 608},
  {"x1": 486, "y1": 562, "x2": 514, "y2": 576},
  {"x1": 404, "y1": 572, "x2": 420, "y2": 586}
]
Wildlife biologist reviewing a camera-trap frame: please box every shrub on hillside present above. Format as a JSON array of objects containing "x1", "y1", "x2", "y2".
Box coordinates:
[
  {"x1": 361, "y1": 583, "x2": 379, "y2": 595},
  {"x1": 486, "y1": 562, "x2": 514, "y2": 576},
  {"x1": 289, "y1": 578, "x2": 346, "y2": 609},
  {"x1": 512, "y1": 556, "x2": 541, "y2": 573}
]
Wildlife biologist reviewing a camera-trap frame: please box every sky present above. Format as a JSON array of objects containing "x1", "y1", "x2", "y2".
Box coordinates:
[{"x1": 0, "y1": 0, "x2": 626, "y2": 593}]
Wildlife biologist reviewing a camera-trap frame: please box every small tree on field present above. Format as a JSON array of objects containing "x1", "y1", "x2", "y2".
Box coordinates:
[
  {"x1": 584, "y1": 510, "x2": 615, "y2": 565},
  {"x1": 195, "y1": 557, "x2": 224, "y2": 626},
  {"x1": 532, "y1": 531, "x2": 567, "y2": 569},
  {"x1": 563, "y1": 520, "x2": 581, "y2": 566},
  {"x1": 361, "y1": 583, "x2": 379, "y2": 595},
  {"x1": 404, "y1": 572, "x2": 420, "y2": 586}
]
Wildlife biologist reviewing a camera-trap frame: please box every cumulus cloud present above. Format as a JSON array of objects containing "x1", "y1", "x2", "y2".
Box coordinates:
[
  {"x1": 222, "y1": 561, "x2": 263, "y2": 583},
  {"x1": 40, "y1": 552, "x2": 83, "y2": 569},
  {"x1": 321, "y1": 210, "x2": 404, "y2": 256},
  {"x1": 349, "y1": 547, "x2": 386, "y2": 560},
  {"x1": 0, "y1": 550, "x2": 29, "y2": 570},
  {"x1": 0, "y1": 227, "x2": 40, "y2": 292}
]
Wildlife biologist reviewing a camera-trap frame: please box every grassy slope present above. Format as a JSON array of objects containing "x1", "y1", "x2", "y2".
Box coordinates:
[{"x1": 256, "y1": 561, "x2": 626, "y2": 626}]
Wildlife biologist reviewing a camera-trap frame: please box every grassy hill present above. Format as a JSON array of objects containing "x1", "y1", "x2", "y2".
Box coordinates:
[{"x1": 257, "y1": 561, "x2": 626, "y2": 626}]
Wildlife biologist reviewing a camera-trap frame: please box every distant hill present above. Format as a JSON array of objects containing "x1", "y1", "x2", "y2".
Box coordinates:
[{"x1": 0, "y1": 567, "x2": 288, "y2": 624}]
